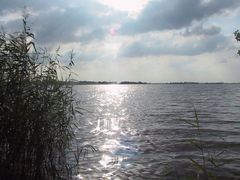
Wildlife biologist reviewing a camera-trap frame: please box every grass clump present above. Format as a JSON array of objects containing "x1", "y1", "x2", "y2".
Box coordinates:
[{"x1": 0, "y1": 16, "x2": 77, "y2": 180}]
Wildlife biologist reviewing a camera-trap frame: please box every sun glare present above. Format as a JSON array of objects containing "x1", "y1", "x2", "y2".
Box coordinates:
[{"x1": 99, "y1": 0, "x2": 148, "y2": 13}]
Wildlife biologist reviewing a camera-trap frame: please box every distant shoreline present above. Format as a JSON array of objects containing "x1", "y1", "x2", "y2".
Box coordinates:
[{"x1": 68, "y1": 81, "x2": 240, "y2": 85}]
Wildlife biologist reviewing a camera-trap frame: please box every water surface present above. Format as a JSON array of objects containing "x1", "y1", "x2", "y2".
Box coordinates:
[{"x1": 71, "y1": 84, "x2": 240, "y2": 179}]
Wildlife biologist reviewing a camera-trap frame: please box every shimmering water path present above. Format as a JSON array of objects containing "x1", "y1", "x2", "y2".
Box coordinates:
[{"x1": 71, "y1": 84, "x2": 240, "y2": 179}]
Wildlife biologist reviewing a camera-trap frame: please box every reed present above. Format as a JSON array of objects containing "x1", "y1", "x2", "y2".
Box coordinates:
[
  {"x1": 0, "y1": 16, "x2": 76, "y2": 180},
  {"x1": 181, "y1": 107, "x2": 225, "y2": 180}
]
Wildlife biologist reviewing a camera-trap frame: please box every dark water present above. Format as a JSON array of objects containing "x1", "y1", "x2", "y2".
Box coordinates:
[{"x1": 71, "y1": 84, "x2": 240, "y2": 179}]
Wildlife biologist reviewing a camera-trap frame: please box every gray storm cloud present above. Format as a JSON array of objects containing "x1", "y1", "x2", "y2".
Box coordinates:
[
  {"x1": 0, "y1": 0, "x2": 123, "y2": 45},
  {"x1": 119, "y1": 34, "x2": 229, "y2": 57},
  {"x1": 120, "y1": 0, "x2": 239, "y2": 34},
  {"x1": 183, "y1": 24, "x2": 221, "y2": 36}
]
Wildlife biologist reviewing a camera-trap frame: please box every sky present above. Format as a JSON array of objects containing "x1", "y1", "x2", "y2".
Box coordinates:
[{"x1": 1, "y1": 0, "x2": 240, "y2": 82}]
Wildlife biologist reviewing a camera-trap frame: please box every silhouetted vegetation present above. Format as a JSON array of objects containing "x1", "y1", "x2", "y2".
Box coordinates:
[
  {"x1": 70, "y1": 80, "x2": 117, "y2": 85},
  {"x1": 67, "y1": 80, "x2": 148, "y2": 85},
  {"x1": 234, "y1": 30, "x2": 240, "y2": 56},
  {"x1": 0, "y1": 16, "x2": 77, "y2": 179},
  {"x1": 181, "y1": 108, "x2": 225, "y2": 180},
  {"x1": 119, "y1": 81, "x2": 147, "y2": 84}
]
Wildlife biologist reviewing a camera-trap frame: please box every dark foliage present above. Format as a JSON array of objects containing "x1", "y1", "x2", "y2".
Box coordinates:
[
  {"x1": 0, "y1": 16, "x2": 76, "y2": 180},
  {"x1": 234, "y1": 30, "x2": 240, "y2": 56}
]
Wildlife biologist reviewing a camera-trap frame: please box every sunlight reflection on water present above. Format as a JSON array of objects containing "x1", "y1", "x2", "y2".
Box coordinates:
[{"x1": 90, "y1": 85, "x2": 132, "y2": 178}]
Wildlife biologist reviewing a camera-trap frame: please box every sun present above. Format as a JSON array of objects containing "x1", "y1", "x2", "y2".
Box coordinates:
[{"x1": 99, "y1": 0, "x2": 148, "y2": 13}]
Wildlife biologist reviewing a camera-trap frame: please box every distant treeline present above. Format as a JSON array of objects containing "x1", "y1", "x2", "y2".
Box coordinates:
[
  {"x1": 67, "y1": 81, "x2": 148, "y2": 85},
  {"x1": 161, "y1": 82, "x2": 225, "y2": 84},
  {"x1": 65, "y1": 81, "x2": 239, "y2": 85},
  {"x1": 159, "y1": 82, "x2": 240, "y2": 84}
]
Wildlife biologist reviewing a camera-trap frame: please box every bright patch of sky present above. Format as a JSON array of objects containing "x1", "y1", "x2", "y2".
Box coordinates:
[{"x1": 98, "y1": 0, "x2": 148, "y2": 12}]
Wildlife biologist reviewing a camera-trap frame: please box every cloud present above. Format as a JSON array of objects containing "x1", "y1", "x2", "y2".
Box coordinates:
[
  {"x1": 74, "y1": 51, "x2": 240, "y2": 82},
  {"x1": 0, "y1": 0, "x2": 124, "y2": 45},
  {"x1": 1, "y1": 0, "x2": 239, "y2": 82},
  {"x1": 183, "y1": 24, "x2": 221, "y2": 36},
  {"x1": 33, "y1": 7, "x2": 96, "y2": 44},
  {"x1": 120, "y1": 0, "x2": 239, "y2": 34},
  {"x1": 119, "y1": 33, "x2": 229, "y2": 57},
  {"x1": 34, "y1": 2, "x2": 122, "y2": 45},
  {"x1": 0, "y1": 0, "x2": 67, "y2": 17},
  {"x1": 77, "y1": 28, "x2": 107, "y2": 43}
]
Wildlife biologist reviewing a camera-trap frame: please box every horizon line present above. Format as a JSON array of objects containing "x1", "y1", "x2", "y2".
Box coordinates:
[{"x1": 68, "y1": 80, "x2": 240, "y2": 84}]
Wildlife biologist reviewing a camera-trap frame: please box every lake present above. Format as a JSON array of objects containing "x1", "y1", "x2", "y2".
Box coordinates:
[{"x1": 70, "y1": 84, "x2": 240, "y2": 179}]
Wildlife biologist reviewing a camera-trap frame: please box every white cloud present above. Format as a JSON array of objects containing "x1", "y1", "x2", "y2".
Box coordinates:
[{"x1": 98, "y1": 0, "x2": 149, "y2": 13}]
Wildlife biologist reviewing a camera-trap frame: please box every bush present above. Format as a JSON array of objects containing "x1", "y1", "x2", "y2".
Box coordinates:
[
  {"x1": 0, "y1": 16, "x2": 76, "y2": 180},
  {"x1": 234, "y1": 30, "x2": 240, "y2": 56}
]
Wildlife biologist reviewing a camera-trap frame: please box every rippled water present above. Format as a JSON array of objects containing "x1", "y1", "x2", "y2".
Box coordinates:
[{"x1": 71, "y1": 84, "x2": 240, "y2": 179}]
